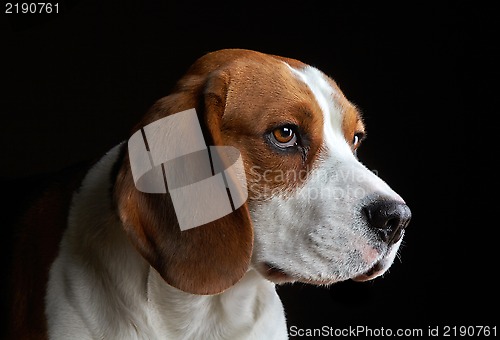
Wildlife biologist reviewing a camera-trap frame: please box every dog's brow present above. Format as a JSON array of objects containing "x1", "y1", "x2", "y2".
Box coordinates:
[{"x1": 286, "y1": 65, "x2": 354, "y2": 158}]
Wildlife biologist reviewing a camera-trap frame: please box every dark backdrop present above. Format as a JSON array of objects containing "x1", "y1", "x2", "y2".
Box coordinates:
[{"x1": 2, "y1": 1, "x2": 497, "y2": 336}]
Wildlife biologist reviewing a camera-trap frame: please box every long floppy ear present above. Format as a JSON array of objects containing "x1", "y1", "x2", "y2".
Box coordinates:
[{"x1": 113, "y1": 69, "x2": 253, "y2": 295}]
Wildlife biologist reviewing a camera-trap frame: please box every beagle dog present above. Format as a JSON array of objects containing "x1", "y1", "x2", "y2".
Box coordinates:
[{"x1": 7, "y1": 49, "x2": 411, "y2": 339}]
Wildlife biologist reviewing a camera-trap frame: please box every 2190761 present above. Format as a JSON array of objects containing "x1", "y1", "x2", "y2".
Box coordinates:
[
  {"x1": 442, "y1": 325, "x2": 496, "y2": 336},
  {"x1": 5, "y1": 2, "x2": 59, "y2": 14}
]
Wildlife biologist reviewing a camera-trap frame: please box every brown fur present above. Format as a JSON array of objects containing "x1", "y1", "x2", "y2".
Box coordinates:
[
  {"x1": 342, "y1": 105, "x2": 365, "y2": 151},
  {"x1": 113, "y1": 49, "x2": 332, "y2": 294},
  {"x1": 6, "y1": 167, "x2": 89, "y2": 339},
  {"x1": 6, "y1": 49, "x2": 365, "y2": 335}
]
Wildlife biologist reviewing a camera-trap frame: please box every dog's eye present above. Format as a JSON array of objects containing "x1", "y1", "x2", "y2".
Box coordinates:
[
  {"x1": 353, "y1": 132, "x2": 365, "y2": 147},
  {"x1": 270, "y1": 126, "x2": 297, "y2": 148}
]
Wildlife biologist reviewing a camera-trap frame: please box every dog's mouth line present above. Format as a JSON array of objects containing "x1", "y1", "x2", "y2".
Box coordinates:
[
  {"x1": 261, "y1": 245, "x2": 395, "y2": 284},
  {"x1": 364, "y1": 261, "x2": 383, "y2": 276},
  {"x1": 352, "y1": 257, "x2": 387, "y2": 282},
  {"x1": 261, "y1": 263, "x2": 338, "y2": 285},
  {"x1": 262, "y1": 263, "x2": 295, "y2": 281}
]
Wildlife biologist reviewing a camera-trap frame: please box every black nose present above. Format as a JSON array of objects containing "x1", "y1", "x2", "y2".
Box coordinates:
[{"x1": 363, "y1": 200, "x2": 411, "y2": 245}]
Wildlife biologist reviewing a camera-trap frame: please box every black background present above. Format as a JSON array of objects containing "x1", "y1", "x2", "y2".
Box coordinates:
[{"x1": 2, "y1": 1, "x2": 497, "y2": 336}]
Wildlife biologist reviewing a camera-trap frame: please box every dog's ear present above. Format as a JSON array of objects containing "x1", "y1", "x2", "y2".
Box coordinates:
[{"x1": 114, "y1": 69, "x2": 253, "y2": 295}]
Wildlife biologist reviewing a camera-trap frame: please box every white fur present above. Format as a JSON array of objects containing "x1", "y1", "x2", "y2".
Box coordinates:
[
  {"x1": 46, "y1": 145, "x2": 287, "y2": 339},
  {"x1": 250, "y1": 65, "x2": 404, "y2": 284},
  {"x1": 46, "y1": 64, "x2": 407, "y2": 339}
]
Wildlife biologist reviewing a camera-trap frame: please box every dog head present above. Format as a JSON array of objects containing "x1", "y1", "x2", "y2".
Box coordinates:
[{"x1": 114, "y1": 49, "x2": 411, "y2": 294}]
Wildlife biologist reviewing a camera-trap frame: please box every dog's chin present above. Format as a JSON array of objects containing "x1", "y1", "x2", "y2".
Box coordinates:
[
  {"x1": 352, "y1": 245, "x2": 400, "y2": 282},
  {"x1": 258, "y1": 263, "x2": 298, "y2": 284},
  {"x1": 256, "y1": 245, "x2": 400, "y2": 285},
  {"x1": 257, "y1": 262, "x2": 350, "y2": 286},
  {"x1": 257, "y1": 263, "x2": 338, "y2": 285},
  {"x1": 351, "y1": 258, "x2": 390, "y2": 282}
]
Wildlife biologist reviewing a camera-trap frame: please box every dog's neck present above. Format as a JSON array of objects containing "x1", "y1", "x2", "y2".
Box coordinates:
[
  {"x1": 48, "y1": 144, "x2": 285, "y2": 339},
  {"x1": 146, "y1": 266, "x2": 278, "y2": 338}
]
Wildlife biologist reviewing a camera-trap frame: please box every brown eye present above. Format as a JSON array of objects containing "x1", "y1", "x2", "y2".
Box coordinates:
[
  {"x1": 353, "y1": 132, "x2": 365, "y2": 147},
  {"x1": 270, "y1": 126, "x2": 297, "y2": 148}
]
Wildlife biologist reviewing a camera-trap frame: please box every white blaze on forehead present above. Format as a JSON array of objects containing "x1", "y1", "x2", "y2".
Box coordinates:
[
  {"x1": 286, "y1": 63, "x2": 403, "y2": 202},
  {"x1": 286, "y1": 65, "x2": 353, "y2": 159}
]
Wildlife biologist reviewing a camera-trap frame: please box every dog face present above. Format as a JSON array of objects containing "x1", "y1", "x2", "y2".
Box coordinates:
[
  {"x1": 240, "y1": 66, "x2": 411, "y2": 284},
  {"x1": 204, "y1": 54, "x2": 412, "y2": 285},
  {"x1": 115, "y1": 49, "x2": 411, "y2": 294}
]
